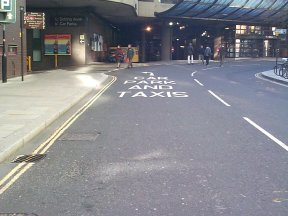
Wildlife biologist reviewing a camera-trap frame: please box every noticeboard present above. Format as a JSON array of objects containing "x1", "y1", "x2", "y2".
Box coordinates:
[
  {"x1": 44, "y1": 34, "x2": 71, "y2": 55},
  {"x1": 24, "y1": 12, "x2": 45, "y2": 29}
]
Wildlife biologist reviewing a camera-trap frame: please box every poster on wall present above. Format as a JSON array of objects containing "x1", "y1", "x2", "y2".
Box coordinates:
[
  {"x1": 44, "y1": 34, "x2": 71, "y2": 55},
  {"x1": 91, "y1": 33, "x2": 103, "y2": 51}
]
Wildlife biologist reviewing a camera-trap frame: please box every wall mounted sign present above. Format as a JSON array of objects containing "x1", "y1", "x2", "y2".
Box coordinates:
[
  {"x1": 51, "y1": 16, "x2": 85, "y2": 27},
  {"x1": 44, "y1": 34, "x2": 71, "y2": 55}
]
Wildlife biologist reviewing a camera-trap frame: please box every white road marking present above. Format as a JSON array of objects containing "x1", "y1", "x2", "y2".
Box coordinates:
[
  {"x1": 202, "y1": 67, "x2": 219, "y2": 71},
  {"x1": 231, "y1": 64, "x2": 260, "y2": 67},
  {"x1": 191, "y1": 71, "x2": 197, "y2": 77},
  {"x1": 0, "y1": 77, "x2": 117, "y2": 195},
  {"x1": 194, "y1": 79, "x2": 204, "y2": 86},
  {"x1": 208, "y1": 90, "x2": 231, "y2": 107},
  {"x1": 243, "y1": 117, "x2": 288, "y2": 152}
]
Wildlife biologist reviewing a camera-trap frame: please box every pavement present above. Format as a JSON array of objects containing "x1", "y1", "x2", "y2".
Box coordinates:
[{"x1": 0, "y1": 61, "x2": 287, "y2": 163}]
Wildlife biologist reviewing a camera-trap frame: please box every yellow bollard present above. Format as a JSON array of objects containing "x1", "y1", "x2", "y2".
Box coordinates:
[
  {"x1": 27, "y1": 56, "x2": 32, "y2": 72},
  {"x1": 55, "y1": 54, "x2": 58, "y2": 68}
]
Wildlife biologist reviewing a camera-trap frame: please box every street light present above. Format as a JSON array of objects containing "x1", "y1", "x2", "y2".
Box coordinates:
[
  {"x1": 141, "y1": 25, "x2": 152, "y2": 62},
  {"x1": 20, "y1": 6, "x2": 25, "y2": 81}
]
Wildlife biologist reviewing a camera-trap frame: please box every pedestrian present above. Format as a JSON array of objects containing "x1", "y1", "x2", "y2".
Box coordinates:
[
  {"x1": 218, "y1": 45, "x2": 226, "y2": 67},
  {"x1": 115, "y1": 45, "x2": 124, "y2": 68},
  {"x1": 204, "y1": 45, "x2": 212, "y2": 65},
  {"x1": 187, "y1": 42, "x2": 194, "y2": 64},
  {"x1": 198, "y1": 45, "x2": 205, "y2": 65},
  {"x1": 126, "y1": 44, "x2": 134, "y2": 69}
]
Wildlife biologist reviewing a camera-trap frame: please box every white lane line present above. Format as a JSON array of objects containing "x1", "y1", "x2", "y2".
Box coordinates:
[
  {"x1": 231, "y1": 64, "x2": 261, "y2": 67},
  {"x1": 194, "y1": 79, "x2": 204, "y2": 86},
  {"x1": 202, "y1": 67, "x2": 219, "y2": 71},
  {"x1": 191, "y1": 71, "x2": 197, "y2": 77},
  {"x1": 208, "y1": 90, "x2": 231, "y2": 107},
  {"x1": 243, "y1": 117, "x2": 288, "y2": 152}
]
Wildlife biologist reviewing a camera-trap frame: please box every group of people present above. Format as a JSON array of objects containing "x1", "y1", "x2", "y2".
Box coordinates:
[
  {"x1": 114, "y1": 43, "x2": 226, "y2": 69},
  {"x1": 187, "y1": 43, "x2": 226, "y2": 66},
  {"x1": 114, "y1": 44, "x2": 134, "y2": 69}
]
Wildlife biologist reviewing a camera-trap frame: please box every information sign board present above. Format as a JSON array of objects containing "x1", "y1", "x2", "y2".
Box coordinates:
[{"x1": 24, "y1": 12, "x2": 45, "y2": 29}]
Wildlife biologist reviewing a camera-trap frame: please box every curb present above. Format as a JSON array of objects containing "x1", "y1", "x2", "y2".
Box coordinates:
[
  {"x1": 260, "y1": 72, "x2": 288, "y2": 86},
  {"x1": 0, "y1": 74, "x2": 110, "y2": 163}
]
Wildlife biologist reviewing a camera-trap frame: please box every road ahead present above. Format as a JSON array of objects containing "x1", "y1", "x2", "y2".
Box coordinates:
[{"x1": 0, "y1": 60, "x2": 287, "y2": 216}]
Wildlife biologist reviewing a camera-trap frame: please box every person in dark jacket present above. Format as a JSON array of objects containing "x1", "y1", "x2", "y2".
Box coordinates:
[
  {"x1": 126, "y1": 44, "x2": 134, "y2": 69},
  {"x1": 218, "y1": 45, "x2": 226, "y2": 67},
  {"x1": 204, "y1": 46, "x2": 212, "y2": 65},
  {"x1": 187, "y1": 43, "x2": 194, "y2": 64},
  {"x1": 198, "y1": 45, "x2": 205, "y2": 65},
  {"x1": 115, "y1": 45, "x2": 124, "y2": 68}
]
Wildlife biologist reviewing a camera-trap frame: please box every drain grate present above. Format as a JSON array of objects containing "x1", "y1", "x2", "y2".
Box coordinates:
[
  {"x1": 12, "y1": 154, "x2": 46, "y2": 163},
  {"x1": 58, "y1": 132, "x2": 101, "y2": 141}
]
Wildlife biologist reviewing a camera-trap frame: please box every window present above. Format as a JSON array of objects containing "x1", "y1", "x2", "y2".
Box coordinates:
[
  {"x1": 8, "y1": 45, "x2": 17, "y2": 55},
  {"x1": 33, "y1": 50, "x2": 41, "y2": 62}
]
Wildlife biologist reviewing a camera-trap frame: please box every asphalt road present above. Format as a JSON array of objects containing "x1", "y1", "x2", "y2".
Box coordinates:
[{"x1": 0, "y1": 60, "x2": 287, "y2": 216}]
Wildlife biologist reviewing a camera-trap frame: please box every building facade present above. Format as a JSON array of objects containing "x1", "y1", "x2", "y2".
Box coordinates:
[
  {"x1": 1, "y1": 0, "x2": 288, "y2": 80},
  {"x1": 0, "y1": 0, "x2": 26, "y2": 82}
]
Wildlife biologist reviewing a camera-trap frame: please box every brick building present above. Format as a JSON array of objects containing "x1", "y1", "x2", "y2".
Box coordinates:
[{"x1": 0, "y1": 0, "x2": 26, "y2": 82}]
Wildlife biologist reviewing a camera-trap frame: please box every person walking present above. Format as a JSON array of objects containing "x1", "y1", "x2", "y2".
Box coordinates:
[
  {"x1": 187, "y1": 43, "x2": 194, "y2": 64},
  {"x1": 218, "y1": 45, "x2": 226, "y2": 67},
  {"x1": 115, "y1": 45, "x2": 124, "y2": 68},
  {"x1": 126, "y1": 44, "x2": 134, "y2": 69},
  {"x1": 204, "y1": 45, "x2": 212, "y2": 65},
  {"x1": 198, "y1": 45, "x2": 205, "y2": 65}
]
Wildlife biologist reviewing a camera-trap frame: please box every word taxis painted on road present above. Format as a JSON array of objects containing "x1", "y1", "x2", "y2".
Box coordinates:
[{"x1": 118, "y1": 72, "x2": 189, "y2": 98}]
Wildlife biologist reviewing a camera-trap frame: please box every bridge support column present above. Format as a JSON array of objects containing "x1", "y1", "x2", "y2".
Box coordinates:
[{"x1": 161, "y1": 23, "x2": 172, "y2": 61}]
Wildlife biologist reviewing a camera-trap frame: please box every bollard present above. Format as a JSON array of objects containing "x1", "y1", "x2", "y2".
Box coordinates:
[{"x1": 27, "y1": 56, "x2": 32, "y2": 72}]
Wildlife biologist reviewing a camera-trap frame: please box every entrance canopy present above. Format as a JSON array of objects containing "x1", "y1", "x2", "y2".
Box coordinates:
[{"x1": 157, "y1": 0, "x2": 288, "y2": 26}]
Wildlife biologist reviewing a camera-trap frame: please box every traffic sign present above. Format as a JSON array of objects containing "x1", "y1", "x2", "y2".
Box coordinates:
[
  {"x1": 0, "y1": 0, "x2": 16, "y2": 23},
  {"x1": 80, "y1": 34, "x2": 85, "y2": 44}
]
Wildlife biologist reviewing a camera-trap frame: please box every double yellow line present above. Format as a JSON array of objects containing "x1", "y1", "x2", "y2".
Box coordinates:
[{"x1": 0, "y1": 76, "x2": 117, "y2": 195}]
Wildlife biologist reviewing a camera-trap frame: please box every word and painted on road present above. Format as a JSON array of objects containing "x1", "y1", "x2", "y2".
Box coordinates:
[{"x1": 118, "y1": 72, "x2": 189, "y2": 98}]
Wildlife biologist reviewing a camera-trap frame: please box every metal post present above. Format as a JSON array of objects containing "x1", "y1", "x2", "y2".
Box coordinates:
[
  {"x1": 2, "y1": 24, "x2": 7, "y2": 83},
  {"x1": 276, "y1": 38, "x2": 279, "y2": 70},
  {"x1": 141, "y1": 29, "x2": 146, "y2": 63},
  {"x1": 20, "y1": 6, "x2": 24, "y2": 81}
]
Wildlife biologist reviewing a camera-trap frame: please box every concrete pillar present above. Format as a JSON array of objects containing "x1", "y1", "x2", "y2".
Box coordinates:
[{"x1": 161, "y1": 24, "x2": 172, "y2": 61}]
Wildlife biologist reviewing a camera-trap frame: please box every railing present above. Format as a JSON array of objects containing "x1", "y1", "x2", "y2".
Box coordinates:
[{"x1": 274, "y1": 58, "x2": 288, "y2": 79}]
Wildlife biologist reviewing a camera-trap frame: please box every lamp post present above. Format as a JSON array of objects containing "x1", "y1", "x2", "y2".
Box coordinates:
[
  {"x1": 20, "y1": 6, "x2": 24, "y2": 81},
  {"x1": 141, "y1": 25, "x2": 152, "y2": 63},
  {"x1": 2, "y1": 24, "x2": 7, "y2": 83}
]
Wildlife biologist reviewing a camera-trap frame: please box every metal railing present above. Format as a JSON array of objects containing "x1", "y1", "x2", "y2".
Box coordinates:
[{"x1": 274, "y1": 58, "x2": 288, "y2": 79}]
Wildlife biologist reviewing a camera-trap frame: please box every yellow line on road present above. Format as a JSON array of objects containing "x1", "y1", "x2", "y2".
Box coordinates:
[{"x1": 0, "y1": 76, "x2": 117, "y2": 195}]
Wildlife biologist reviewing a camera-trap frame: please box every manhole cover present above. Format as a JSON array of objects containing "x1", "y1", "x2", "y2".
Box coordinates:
[
  {"x1": 58, "y1": 132, "x2": 101, "y2": 141},
  {"x1": 12, "y1": 154, "x2": 46, "y2": 163}
]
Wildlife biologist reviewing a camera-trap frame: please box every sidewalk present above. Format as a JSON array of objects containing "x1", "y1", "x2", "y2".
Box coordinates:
[
  {"x1": 0, "y1": 65, "x2": 114, "y2": 163},
  {"x1": 0, "y1": 62, "x2": 287, "y2": 163},
  {"x1": 260, "y1": 70, "x2": 288, "y2": 85}
]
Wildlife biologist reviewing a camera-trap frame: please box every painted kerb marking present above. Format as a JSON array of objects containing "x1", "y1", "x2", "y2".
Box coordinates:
[{"x1": 0, "y1": 76, "x2": 117, "y2": 195}]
